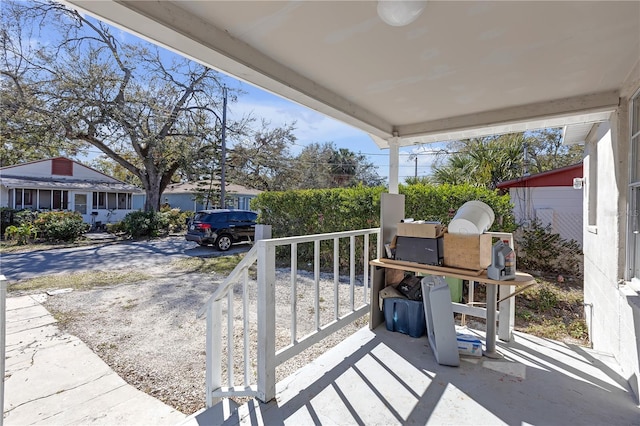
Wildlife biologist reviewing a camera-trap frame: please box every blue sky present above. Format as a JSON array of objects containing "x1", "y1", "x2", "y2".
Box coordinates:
[{"x1": 224, "y1": 79, "x2": 442, "y2": 182}]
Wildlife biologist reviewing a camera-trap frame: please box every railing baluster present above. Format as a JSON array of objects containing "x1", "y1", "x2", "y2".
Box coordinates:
[
  {"x1": 314, "y1": 239, "x2": 320, "y2": 330},
  {"x1": 364, "y1": 234, "x2": 369, "y2": 304},
  {"x1": 206, "y1": 302, "x2": 222, "y2": 407},
  {"x1": 350, "y1": 235, "x2": 355, "y2": 311},
  {"x1": 243, "y1": 267, "x2": 250, "y2": 385},
  {"x1": 227, "y1": 290, "x2": 234, "y2": 387},
  {"x1": 334, "y1": 237, "x2": 339, "y2": 320},
  {"x1": 291, "y1": 242, "x2": 298, "y2": 344}
]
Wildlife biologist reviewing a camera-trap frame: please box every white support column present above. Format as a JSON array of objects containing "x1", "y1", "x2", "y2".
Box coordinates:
[
  {"x1": 388, "y1": 137, "x2": 400, "y2": 194},
  {"x1": 0, "y1": 275, "x2": 6, "y2": 426},
  {"x1": 256, "y1": 240, "x2": 276, "y2": 402}
]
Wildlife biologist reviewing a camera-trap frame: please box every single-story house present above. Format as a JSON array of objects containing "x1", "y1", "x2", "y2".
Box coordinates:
[
  {"x1": 497, "y1": 163, "x2": 584, "y2": 246},
  {"x1": 0, "y1": 157, "x2": 143, "y2": 226},
  {"x1": 132, "y1": 181, "x2": 261, "y2": 212}
]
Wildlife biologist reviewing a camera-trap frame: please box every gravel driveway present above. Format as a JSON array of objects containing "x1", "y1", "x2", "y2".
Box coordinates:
[{"x1": 36, "y1": 239, "x2": 369, "y2": 415}]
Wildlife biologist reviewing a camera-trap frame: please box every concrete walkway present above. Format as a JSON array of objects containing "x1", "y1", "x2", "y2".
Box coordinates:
[{"x1": 3, "y1": 294, "x2": 186, "y2": 425}]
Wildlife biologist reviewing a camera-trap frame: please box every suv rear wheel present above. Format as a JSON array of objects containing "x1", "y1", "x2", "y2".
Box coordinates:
[{"x1": 216, "y1": 234, "x2": 233, "y2": 251}]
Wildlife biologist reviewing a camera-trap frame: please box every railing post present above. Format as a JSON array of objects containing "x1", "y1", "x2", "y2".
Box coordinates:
[
  {"x1": 257, "y1": 240, "x2": 276, "y2": 402},
  {"x1": 206, "y1": 302, "x2": 222, "y2": 408},
  {"x1": 1, "y1": 274, "x2": 7, "y2": 426}
]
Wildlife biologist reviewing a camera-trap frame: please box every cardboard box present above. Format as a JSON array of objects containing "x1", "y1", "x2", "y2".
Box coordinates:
[
  {"x1": 397, "y1": 222, "x2": 444, "y2": 238},
  {"x1": 443, "y1": 232, "x2": 492, "y2": 270}
]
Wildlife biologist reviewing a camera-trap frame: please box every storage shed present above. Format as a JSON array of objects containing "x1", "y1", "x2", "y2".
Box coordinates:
[{"x1": 497, "y1": 163, "x2": 584, "y2": 246}]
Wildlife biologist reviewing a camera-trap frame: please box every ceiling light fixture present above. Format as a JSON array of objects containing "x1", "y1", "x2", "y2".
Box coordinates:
[{"x1": 377, "y1": 1, "x2": 426, "y2": 27}]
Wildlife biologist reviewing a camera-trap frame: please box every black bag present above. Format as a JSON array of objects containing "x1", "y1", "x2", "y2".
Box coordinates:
[{"x1": 396, "y1": 275, "x2": 423, "y2": 301}]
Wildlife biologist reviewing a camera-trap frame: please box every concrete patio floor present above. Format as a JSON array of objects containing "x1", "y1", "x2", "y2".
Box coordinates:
[{"x1": 188, "y1": 325, "x2": 639, "y2": 425}]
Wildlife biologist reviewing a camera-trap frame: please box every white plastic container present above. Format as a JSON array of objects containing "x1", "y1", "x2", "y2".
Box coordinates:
[
  {"x1": 421, "y1": 276, "x2": 460, "y2": 367},
  {"x1": 448, "y1": 200, "x2": 495, "y2": 235}
]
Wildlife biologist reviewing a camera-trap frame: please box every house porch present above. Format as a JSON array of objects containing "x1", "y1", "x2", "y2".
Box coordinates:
[{"x1": 186, "y1": 325, "x2": 638, "y2": 425}]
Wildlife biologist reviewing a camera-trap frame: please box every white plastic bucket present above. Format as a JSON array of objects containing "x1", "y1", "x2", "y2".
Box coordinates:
[{"x1": 448, "y1": 201, "x2": 495, "y2": 235}]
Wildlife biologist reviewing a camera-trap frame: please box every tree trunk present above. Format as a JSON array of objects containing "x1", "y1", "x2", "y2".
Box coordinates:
[{"x1": 142, "y1": 169, "x2": 163, "y2": 212}]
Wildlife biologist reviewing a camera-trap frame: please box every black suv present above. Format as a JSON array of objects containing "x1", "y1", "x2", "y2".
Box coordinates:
[{"x1": 186, "y1": 209, "x2": 258, "y2": 251}]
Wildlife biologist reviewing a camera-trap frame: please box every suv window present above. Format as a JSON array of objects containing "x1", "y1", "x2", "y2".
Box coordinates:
[
  {"x1": 209, "y1": 213, "x2": 228, "y2": 223},
  {"x1": 230, "y1": 212, "x2": 256, "y2": 223}
]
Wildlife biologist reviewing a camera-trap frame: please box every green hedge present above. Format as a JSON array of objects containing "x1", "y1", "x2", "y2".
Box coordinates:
[
  {"x1": 251, "y1": 184, "x2": 514, "y2": 272},
  {"x1": 253, "y1": 184, "x2": 514, "y2": 237},
  {"x1": 400, "y1": 183, "x2": 516, "y2": 232}
]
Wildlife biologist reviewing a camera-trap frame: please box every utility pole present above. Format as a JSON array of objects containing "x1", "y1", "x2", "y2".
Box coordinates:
[
  {"x1": 220, "y1": 86, "x2": 228, "y2": 208},
  {"x1": 414, "y1": 156, "x2": 418, "y2": 178}
]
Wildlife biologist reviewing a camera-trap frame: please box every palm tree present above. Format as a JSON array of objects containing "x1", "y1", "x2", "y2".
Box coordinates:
[{"x1": 432, "y1": 134, "x2": 525, "y2": 189}]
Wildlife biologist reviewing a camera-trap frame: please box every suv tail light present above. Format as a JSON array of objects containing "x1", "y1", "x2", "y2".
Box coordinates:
[{"x1": 196, "y1": 223, "x2": 212, "y2": 231}]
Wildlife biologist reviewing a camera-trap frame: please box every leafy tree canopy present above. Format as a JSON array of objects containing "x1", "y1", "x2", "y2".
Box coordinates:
[{"x1": 1, "y1": 0, "x2": 251, "y2": 210}]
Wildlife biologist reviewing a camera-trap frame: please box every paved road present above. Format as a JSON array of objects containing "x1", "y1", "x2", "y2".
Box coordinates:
[{"x1": 0, "y1": 236, "x2": 250, "y2": 281}]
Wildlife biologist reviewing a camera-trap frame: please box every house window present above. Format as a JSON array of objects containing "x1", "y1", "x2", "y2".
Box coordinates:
[
  {"x1": 93, "y1": 192, "x2": 107, "y2": 209},
  {"x1": 628, "y1": 89, "x2": 640, "y2": 283},
  {"x1": 117, "y1": 193, "x2": 131, "y2": 209},
  {"x1": 14, "y1": 189, "x2": 34, "y2": 209},
  {"x1": 51, "y1": 158, "x2": 73, "y2": 176},
  {"x1": 52, "y1": 190, "x2": 69, "y2": 209},
  {"x1": 40, "y1": 191, "x2": 52, "y2": 210}
]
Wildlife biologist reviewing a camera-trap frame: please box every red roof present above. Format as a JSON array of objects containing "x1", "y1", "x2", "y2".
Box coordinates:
[{"x1": 497, "y1": 163, "x2": 583, "y2": 189}]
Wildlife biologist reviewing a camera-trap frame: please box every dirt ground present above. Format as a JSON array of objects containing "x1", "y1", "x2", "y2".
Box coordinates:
[{"x1": 42, "y1": 266, "x2": 368, "y2": 415}]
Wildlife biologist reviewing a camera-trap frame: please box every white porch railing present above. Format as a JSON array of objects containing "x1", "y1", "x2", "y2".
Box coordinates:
[{"x1": 198, "y1": 228, "x2": 380, "y2": 406}]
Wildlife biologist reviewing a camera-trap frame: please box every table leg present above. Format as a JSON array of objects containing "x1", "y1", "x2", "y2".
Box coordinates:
[{"x1": 484, "y1": 284, "x2": 501, "y2": 358}]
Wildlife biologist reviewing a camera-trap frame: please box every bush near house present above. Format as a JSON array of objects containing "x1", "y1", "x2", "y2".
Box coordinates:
[
  {"x1": 4, "y1": 222, "x2": 38, "y2": 244},
  {"x1": 515, "y1": 219, "x2": 583, "y2": 279},
  {"x1": 34, "y1": 211, "x2": 89, "y2": 242},
  {"x1": 117, "y1": 207, "x2": 191, "y2": 239},
  {"x1": 120, "y1": 211, "x2": 170, "y2": 238}
]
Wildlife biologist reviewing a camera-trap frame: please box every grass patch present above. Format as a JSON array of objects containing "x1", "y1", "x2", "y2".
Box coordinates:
[
  {"x1": 9, "y1": 270, "x2": 151, "y2": 293},
  {"x1": 51, "y1": 309, "x2": 85, "y2": 328},
  {"x1": 0, "y1": 241, "x2": 71, "y2": 253},
  {"x1": 515, "y1": 278, "x2": 589, "y2": 345},
  {"x1": 171, "y1": 254, "x2": 245, "y2": 274}
]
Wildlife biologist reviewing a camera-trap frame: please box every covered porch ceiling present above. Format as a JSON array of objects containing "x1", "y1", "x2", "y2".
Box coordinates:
[{"x1": 63, "y1": 1, "x2": 639, "y2": 149}]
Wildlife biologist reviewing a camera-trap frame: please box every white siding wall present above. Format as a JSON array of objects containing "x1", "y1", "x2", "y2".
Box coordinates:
[
  {"x1": 2, "y1": 159, "x2": 120, "y2": 182},
  {"x1": 584, "y1": 115, "x2": 640, "y2": 404},
  {"x1": 510, "y1": 186, "x2": 583, "y2": 246}
]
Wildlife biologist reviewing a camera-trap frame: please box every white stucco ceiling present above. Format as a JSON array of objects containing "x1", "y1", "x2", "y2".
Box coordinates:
[{"x1": 64, "y1": 1, "x2": 639, "y2": 148}]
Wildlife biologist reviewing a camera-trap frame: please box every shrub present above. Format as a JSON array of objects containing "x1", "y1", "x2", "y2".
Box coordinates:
[
  {"x1": 106, "y1": 221, "x2": 125, "y2": 234},
  {"x1": 4, "y1": 223, "x2": 38, "y2": 244},
  {"x1": 120, "y1": 211, "x2": 170, "y2": 238},
  {"x1": 0, "y1": 208, "x2": 17, "y2": 235},
  {"x1": 34, "y1": 211, "x2": 89, "y2": 242},
  {"x1": 516, "y1": 219, "x2": 583, "y2": 277},
  {"x1": 159, "y1": 206, "x2": 192, "y2": 233}
]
